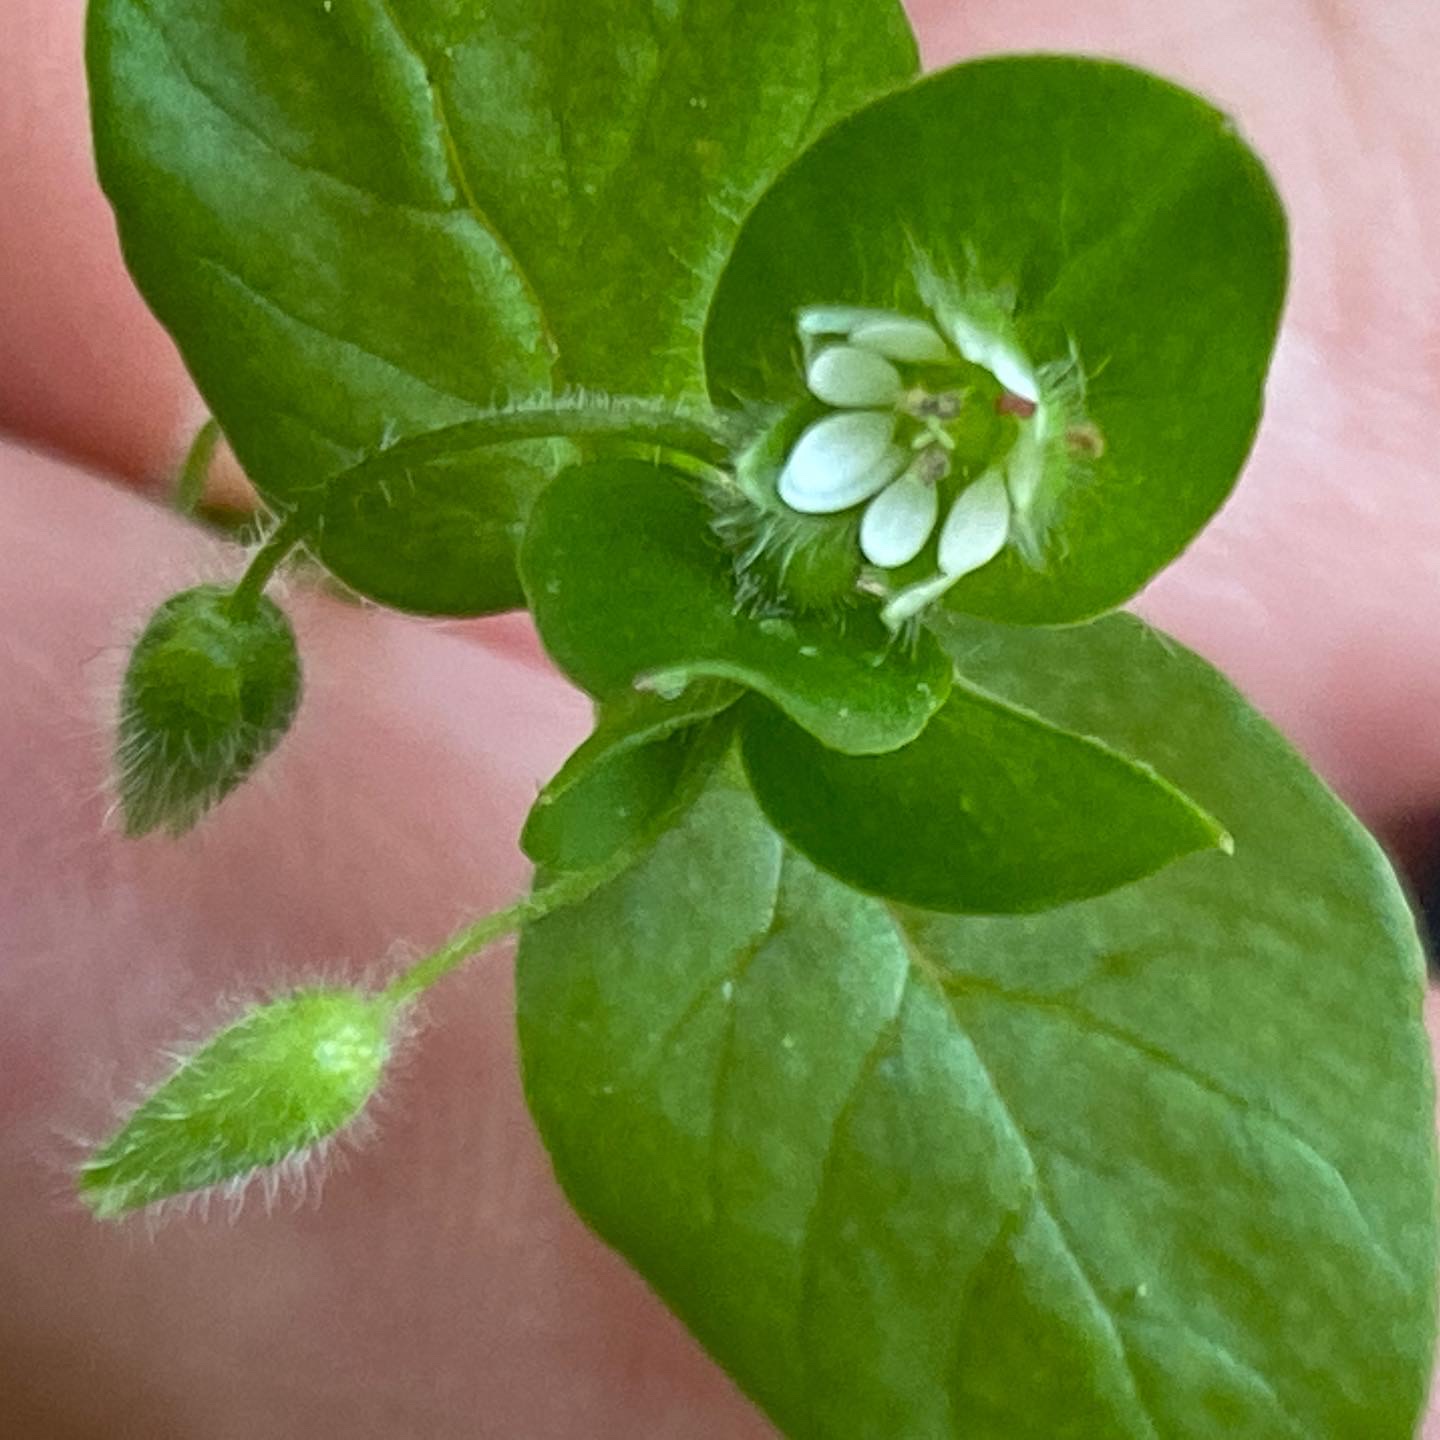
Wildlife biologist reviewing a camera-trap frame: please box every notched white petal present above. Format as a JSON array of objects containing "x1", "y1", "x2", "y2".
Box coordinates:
[
  {"x1": 778, "y1": 411, "x2": 906, "y2": 514},
  {"x1": 806, "y1": 345, "x2": 903, "y2": 408},
  {"x1": 881, "y1": 572, "x2": 955, "y2": 628},
  {"x1": 937, "y1": 469, "x2": 1012, "y2": 578},
  {"x1": 944, "y1": 314, "x2": 1039, "y2": 404},
  {"x1": 796, "y1": 305, "x2": 891, "y2": 339},
  {"x1": 879, "y1": 471, "x2": 1010, "y2": 626},
  {"x1": 1004, "y1": 423, "x2": 1046, "y2": 512},
  {"x1": 860, "y1": 470, "x2": 940, "y2": 569},
  {"x1": 849, "y1": 316, "x2": 950, "y2": 365}
]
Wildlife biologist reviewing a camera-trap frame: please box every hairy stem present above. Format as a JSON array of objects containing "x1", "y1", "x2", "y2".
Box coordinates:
[
  {"x1": 382, "y1": 862, "x2": 621, "y2": 1006},
  {"x1": 333, "y1": 396, "x2": 746, "y2": 496},
  {"x1": 226, "y1": 511, "x2": 307, "y2": 617}
]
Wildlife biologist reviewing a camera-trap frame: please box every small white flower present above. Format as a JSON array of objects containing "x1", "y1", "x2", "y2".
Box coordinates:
[
  {"x1": 942, "y1": 313, "x2": 1039, "y2": 405},
  {"x1": 778, "y1": 410, "x2": 907, "y2": 514},
  {"x1": 797, "y1": 305, "x2": 951, "y2": 363},
  {"x1": 796, "y1": 304, "x2": 894, "y2": 338},
  {"x1": 774, "y1": 303, "x2": 1035, "y2": 622},
  {"x1": 781, "y1": 307, "x2": 955, "y2": 524},
  {"x1": 879, "y1": 570, "x2": 955, "y2": 627}
]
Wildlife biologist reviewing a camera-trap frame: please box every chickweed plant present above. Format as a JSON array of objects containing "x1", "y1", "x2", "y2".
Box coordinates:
[{"x1": 78, "y1": 1, "x2": 1435, "y2": 1434}]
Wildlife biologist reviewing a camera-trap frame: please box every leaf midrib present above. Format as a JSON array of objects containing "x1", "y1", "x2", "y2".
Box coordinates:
[
  {"x1": 886, "y1": 908, "x2": 1163, "y2": 1440},
  {"x1": 370, "y1": 0, "x2": 562, "y2": 369}
]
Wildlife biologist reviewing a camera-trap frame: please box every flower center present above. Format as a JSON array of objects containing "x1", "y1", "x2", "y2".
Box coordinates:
[
  {"x1": 718, "y1": 300, "x2": 1096, "y2": 626},
  {"x1": 771, "y1": 304, "x2": 1038, "y2": 624}
]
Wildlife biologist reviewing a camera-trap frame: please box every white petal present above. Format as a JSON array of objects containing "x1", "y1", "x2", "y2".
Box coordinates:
[
  {"x1": 778, "y1": 412, "x2": 906, "y2": 514},
  {"x1": 806, "y1": 345, "x2": 903, "y2": 407},
  {"x1": 849, "y1": 316, "x2": 950, "y2": 364},
  {"x1": 944, "y1": 314, "x2": 1040, "y2": 403},
  {"x1": 992, "y1": 358, "x2": 1040, "y2": 406},
  {"x1": 881, "y1": 573, "x2": 956, "y2": 628},
  {"x1": 937, "y1": 470, "x2": 1011, "y2": 577},
  {"x1": 859, "y1": 471, "x2": 940, "y2": 568},
  {"x1": 1005, "y1": 425, "x2": 1045, "y2": 511},
  {"x1": 796, "y1": 304, "x2": 891, "y2": 339}
]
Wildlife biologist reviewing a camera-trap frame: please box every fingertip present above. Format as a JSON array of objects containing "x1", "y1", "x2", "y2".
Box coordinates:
[{"x1": 0, "y1": 0, "x2": 199, "y2": 482}]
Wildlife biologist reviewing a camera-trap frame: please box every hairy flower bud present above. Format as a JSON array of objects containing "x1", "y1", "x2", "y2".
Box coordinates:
[
  {"x1": 116, "y1": 584, "x2": 301, "y2": 836},
  {"x1": 79, "y1": 988, "x2": 394, "y2": 1218}
]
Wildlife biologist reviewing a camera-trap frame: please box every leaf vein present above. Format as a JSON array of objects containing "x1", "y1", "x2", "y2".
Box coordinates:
[
  {"x1": 789, "y1": 3, "x2": 834, "y2": 157},
  {"x1": 946, "y1": 971, "x2": 1405, "y2": 1284},
  {"x1": 1151, "y1": 1317, "x2": 1308, "y2": 1439},
  {"x1": 572, "y1": 0, "x2": 696, "y2": 252},
  {"x1": 194, "y1": 255, "x2": 483, "y2": 420},
  {"x1": 128, "y1": 0, "x2": 454, "y2": 222},
  {"x1": 888, "y1": 909, "x2": 1161, "y2": 1440},
  {"x1": 703, "y1": 851, "x2": 791, "y2": 1230},
  {"x1": 367, "y1": 0, "x2": 560, "y2": 365},
  {"x1": 613, "y1": 843, "x2": 786, "y2": 1096},
  {"x1": 793, "y1": 965, "x2": 911, "y2": 1411},
  {"x1": 1035, "y1": 1141, "x2": 1310, "y2": 1437}
]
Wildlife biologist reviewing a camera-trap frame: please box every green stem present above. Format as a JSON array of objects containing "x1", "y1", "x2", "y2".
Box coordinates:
[
  {"x1": 227, "y1": 510, "x2": 308, "y2": 617},
  {"x1": 382, "y1": 863, "x2": 618, "y2": 1006},
  {"x1": 176, "y1": 418, "x2": 222, "y2": 515},
  {"x1": 334, "y1": 397, "x2": 746, "y2": 495}
]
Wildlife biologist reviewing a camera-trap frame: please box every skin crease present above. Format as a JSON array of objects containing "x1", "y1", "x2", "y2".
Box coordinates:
[{"x1": 0, "y1": 0, "x2": 1437, "y2": 1434}]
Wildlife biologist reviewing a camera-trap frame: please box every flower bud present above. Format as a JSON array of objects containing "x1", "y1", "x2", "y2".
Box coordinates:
[
  {"x1": 79, "y1": 988, "x2": 394, "y2": 1218},
  {"x1": 116, "y1": 584, "x2": 301, "y2": 835}
]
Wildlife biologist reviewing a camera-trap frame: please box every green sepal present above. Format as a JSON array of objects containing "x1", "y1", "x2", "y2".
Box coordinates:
[
  {"x1": 519, "y1": 459, "x2": 952, "y2": 755},
  {"x1": 174, "y1": 417, "x2": 221, "y2": 515},
  {"x1": 116, "y1": 584, "x2": 301, "y2": 835}
]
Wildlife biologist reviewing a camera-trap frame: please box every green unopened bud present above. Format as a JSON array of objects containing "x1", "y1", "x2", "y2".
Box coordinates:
[
  {"x1": 79, "y1": 988, "x2": 394, "y2": 1219},
  {"x1": 116, "y1": 584, "x2": 301, "y2": 835}
]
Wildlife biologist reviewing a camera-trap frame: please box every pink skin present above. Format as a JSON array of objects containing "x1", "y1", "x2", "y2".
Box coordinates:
[{"x1": 1, "y1": 0, "x2": 1437, "y2": 1433}]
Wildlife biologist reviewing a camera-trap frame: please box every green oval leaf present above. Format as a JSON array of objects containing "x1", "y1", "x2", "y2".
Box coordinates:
[
  {"x1": 705, "y1": 57, "x2": 1288, "y2": 624},
  {"x1": 518, "y1": 615, "x2": 1435, "y2": 1439},
  {"x1": 522, "y1": 682, "x2": 741, "y2": 873},
  {"x1": 116, "y1": 584, "x2": 301, "y2": 835},
  {"x1": 519, "y1": 459, "x2": 953, "y2": 755},
  {"x1": 80, "y1": 987, "x2": 393, "y2": 1218},
  {"x1": 315, "y1": 440, "x2": 546, "y2": 615},
  {"x1": 89, "y1": 0, "x2": 917, "y2": 604},
  {"x1": 740, "y1": 680, "x2": 1228, "y2": 913}
]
